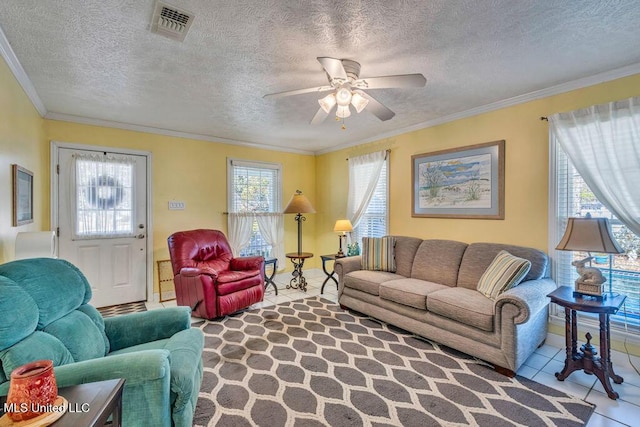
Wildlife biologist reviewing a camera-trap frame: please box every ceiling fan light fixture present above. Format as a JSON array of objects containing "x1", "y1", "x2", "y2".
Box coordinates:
[
  {"x1": 336, "y1": 105, "x2": 351, "y2": 118},
  {"x1": 351, "y1": 91, "x2": 369, "y2": 113},
  {"x1": 335, "y1": 86, "x2": 352, "y2": 107},
  {"x1": 318, "y1": 93, "x2": 336, "y2": 114}
]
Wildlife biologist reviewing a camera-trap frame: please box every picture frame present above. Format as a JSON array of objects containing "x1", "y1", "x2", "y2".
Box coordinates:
[
  {"x1": 411, "y1": 140, "x2": 505, "y2": 219},
  {"x1": 12, "y1": 164, "x2": 34, "y2": 226}
]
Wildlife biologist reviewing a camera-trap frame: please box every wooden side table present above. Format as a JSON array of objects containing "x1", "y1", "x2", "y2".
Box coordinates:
[
  {"x1": 285, "y1": 252, "x2": 313, "y2": 292},
  {"x1": 547, "y1": 286, "x2": 626, "y2": 399},
  {"x1": 263, "y1": 257, "x2": 278, "y2": 295},
  {"x1": 320, "y1": 254, "x2": 343, "y2": 294},
  {"x1": 1, "y1": 378, "x2": 125, "y2": 427}
]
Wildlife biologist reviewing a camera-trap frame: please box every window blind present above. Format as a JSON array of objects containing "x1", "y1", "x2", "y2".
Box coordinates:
[
  {"x1": 353, "y1": 158, "x2": 388, "y2": 244},
  {"x1": 550, "y1": 136, "x2": 640, "y2": 333}
]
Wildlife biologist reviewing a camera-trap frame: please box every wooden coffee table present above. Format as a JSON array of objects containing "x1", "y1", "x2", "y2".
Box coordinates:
[{"x1": 1, "y1": 378, "x2": 125, "y2": 426}]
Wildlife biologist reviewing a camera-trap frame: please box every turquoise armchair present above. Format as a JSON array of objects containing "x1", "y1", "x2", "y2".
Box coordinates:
[{"x1": 0, "y1": 258, "x2": 204, "y2": 426}]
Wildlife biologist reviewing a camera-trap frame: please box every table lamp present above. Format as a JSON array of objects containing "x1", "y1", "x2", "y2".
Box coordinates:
[
  {"x1": 283, "y1": 190, "x2": 315, "y2": 254},
  {"x1": 555, "y1": 214, "x2": 624, "y2": 297},
  {"x1": 333, "y1": 219, "x2": 353, "y2": 257}
]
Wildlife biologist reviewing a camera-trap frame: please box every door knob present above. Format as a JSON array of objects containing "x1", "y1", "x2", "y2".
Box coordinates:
[{"x1": 136, "y1": 234, "x2": 145, "y2": 239}]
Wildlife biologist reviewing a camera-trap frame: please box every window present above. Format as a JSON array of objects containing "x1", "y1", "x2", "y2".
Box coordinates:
[
  {"x1": 227, "y1": 159, "x2": 281, "y2": 257},
  {"x1": 550, "y1": 141, "x2": 640, "y2": 333},
  {"x1": 73, "y1": 153, "x2": 135, "y2": 238},
  {"x1": 352, "y1": 156, "x2": 389, "y2": 244}
]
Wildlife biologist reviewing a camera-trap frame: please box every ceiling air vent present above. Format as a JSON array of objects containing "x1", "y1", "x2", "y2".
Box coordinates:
[{"x1": 150, "y1": 1, "x2": 195, "y2": 42}]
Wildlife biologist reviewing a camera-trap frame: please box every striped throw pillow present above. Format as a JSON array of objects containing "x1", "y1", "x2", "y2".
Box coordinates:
[
  {"x1": 361, "y1": 237, "x2": 397, "y2": 272},
  {"x1": 477, "y1": 250, "x2": 531, "y2": 299}
]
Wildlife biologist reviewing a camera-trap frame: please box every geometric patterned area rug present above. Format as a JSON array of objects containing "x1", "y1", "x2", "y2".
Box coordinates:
[
  {"x1": 97, "y1": 301, "x2": 147, "y2": 318},
  {"x1": 192, "y1": 297, "x2": 594, "y2": 427}
]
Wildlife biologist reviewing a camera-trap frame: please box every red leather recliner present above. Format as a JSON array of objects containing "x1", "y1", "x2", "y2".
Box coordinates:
[{"x1": 167, "y1": 229, "x2": 265, "y2": 319}]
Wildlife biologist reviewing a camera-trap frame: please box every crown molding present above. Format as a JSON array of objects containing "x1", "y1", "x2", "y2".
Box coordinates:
[
  {"x1": 0, "y1": 25, "x2": 47, "y2": 116},
  {"x1": 314, "y1": 62, "x2": 640, "y2": 155},
  {"x1": 44, "y1": 112, "x2": 315, "y2": 155}
]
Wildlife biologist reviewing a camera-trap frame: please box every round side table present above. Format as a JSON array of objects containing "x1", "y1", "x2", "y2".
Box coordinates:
[{"x1": 285, "y1": 252, "x2": 313, "y2": 292}]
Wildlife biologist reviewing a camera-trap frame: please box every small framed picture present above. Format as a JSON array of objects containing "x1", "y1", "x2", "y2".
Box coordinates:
[
  {"x1": 411, "y1": 140, "x2": 505, "y2": 219},
  {"x1": 12, "y1": 164, "x2": 34, "y2": 226}
]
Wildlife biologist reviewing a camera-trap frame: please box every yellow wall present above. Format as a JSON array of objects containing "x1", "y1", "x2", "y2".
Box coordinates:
[
  {"x1": 44, "y1": 121, "x2": 318, "y2": 287},
  {"x1": 0, "y1": 56, "x2": 48, "y2": 262},
  {"x1": 315, "y1": 73, "x2": 640, "y2": 258}
]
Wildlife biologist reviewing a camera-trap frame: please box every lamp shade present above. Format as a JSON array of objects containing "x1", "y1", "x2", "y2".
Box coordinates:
[
  {"x1": 556, "y1": 217, "x2": 624, "y2": 254},
  {"x1": 351, "y1": 90, "x2": 369, "y2": 113},
  {"x1": 334, "y1": 219, "x2": 353, "y2": 233},
  {"x1": 318, "y1": 93, "x2": 337, "y2": 114},
  {"x1": 283, "y1": 190, "x2": 316, "y2": 214}
]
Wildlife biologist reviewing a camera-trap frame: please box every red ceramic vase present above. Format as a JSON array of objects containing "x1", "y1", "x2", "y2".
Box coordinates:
[{"x1": 6, "y1": 359, "x2": 58, "y2": 422}]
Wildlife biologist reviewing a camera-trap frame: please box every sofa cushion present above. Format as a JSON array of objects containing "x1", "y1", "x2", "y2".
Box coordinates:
[
  {"x1": 410, "y1": 240, "x2": 468, "y2": 286},
  {"x1": 43, "y1": 310, "x2": 108, "y2": 361},
  {"x1": 0, "y1": 331, "x2": 74, "y2": 378},
  {"x1": 427, "y1": 288, "x2": 495, "y2": 332},
  {"x1": 361, "y1": 236, "x2": 397, "y2": 272},
  {"x1": 344, "y1": 270, "x2": 404, "y2": 296},
  {"x1": 0, "y1": 258, "x2": 92, "y2": 329},
  {"x1": 457, "y1": 243, "x2": 549, "y2": 289},
  {"x1": 391, "y1": 236, "x2": 424, "y2": 277},
  {"x1": 380, "y1": 278, "x2": 449, "y2": 309},
  {"x1": 477, "y1": 251, "x2": 531, "y2": 299},
  {"x1": 0, "y1": 276, "x2": 38, "y2": 351}
]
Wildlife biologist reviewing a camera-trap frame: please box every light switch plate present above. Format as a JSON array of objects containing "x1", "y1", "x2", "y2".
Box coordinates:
[{"x1": 168, "y1": 201, "x2": 185, "y2": 210}]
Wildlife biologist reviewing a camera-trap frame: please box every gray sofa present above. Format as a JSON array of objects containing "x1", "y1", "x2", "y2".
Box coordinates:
[{"x1": 335, "y1": 237, "x2": 557, "y2": 375}]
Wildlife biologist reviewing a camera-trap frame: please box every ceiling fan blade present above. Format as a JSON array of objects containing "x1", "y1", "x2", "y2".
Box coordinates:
[
  {"x1": 359, "y1": 91, "x2": 395, "y2": 121},
  {"x1": 355, "y1": 74, "x2": 426, "y2": 89},
  {"x1": 264, "y1": 85, "x2": 332, "y2": 99},
  {"x1": 317, "y1": 57, "x2": 348, "y2": 81},
  {"x1": 310, "y1": 107, "x2": 330, "y2": 125}
]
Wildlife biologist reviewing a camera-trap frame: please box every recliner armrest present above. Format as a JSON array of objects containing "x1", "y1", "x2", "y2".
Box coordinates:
[
  {"x1": 105, "y1": 306, "x2": 192, "y2": 351},
  {"x1": 52, "y1": 349, "x2": 171, "y2": 387},
  {"x1": 180, "y1": 266, "x2": 218, "y2": 278},
  {"x1": 231, "y1": 256, "x2": 264, "y2": 271}
]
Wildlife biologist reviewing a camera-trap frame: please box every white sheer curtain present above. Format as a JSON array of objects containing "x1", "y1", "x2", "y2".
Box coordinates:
[
  {"x1": 347, "y1": 150, "x2": 387, "y2": 231},
  {"x1": 227, "y1": 213, "x2": 254, "y2": 256},
  {"x1": 71, "y1": 152, "x2": 136, "y2": 239},
  {"x1": 256, "y1": 213, "x2": 285, "y2": 270},
  {"x1": 549, "y1": 96, "x2": 640, "y2": 236}
]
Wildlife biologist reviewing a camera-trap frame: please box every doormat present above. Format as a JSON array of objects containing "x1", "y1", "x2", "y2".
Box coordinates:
[{"x1": 97, "y1": 301, "x2": 147, "y2": 318}]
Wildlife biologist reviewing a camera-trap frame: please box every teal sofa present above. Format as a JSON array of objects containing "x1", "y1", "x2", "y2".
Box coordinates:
[{"x1": 0, "y1": 258, "x2": 204, "y2": 426}]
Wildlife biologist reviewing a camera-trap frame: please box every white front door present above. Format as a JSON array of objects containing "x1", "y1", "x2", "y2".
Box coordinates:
[{"x1": 56, "y1": 147, "x2": 148, "y2": 308}]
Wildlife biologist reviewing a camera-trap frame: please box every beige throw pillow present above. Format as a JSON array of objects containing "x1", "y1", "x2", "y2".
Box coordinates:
[{"x1": 477, "y1": 250, "x2": 531, "y2": 299}]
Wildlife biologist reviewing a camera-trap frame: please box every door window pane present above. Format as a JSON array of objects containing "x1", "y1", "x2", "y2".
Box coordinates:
[{"x1": 74, "y1": 154, "x2": 135, "y2": 238}]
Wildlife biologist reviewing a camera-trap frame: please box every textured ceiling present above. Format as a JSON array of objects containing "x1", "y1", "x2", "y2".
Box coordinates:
[{"x1": 2, "y1": 1, "x2": 640, "y2": 154}]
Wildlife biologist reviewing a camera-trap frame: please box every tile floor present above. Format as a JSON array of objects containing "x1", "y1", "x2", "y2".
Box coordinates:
[{"x1": 147, "y1": 268, "x2": 640, "y2": 427}]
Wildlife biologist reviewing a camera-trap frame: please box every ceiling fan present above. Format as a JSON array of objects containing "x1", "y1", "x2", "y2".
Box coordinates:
[{"x1": 264, "y1": 57, "x2": 427, "y2": 127}]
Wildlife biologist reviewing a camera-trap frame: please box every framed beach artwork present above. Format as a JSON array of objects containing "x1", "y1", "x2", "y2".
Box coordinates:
[
  {"x1": 411, "y1": 140, "x2": 505, "y2": 219},
  {"x1": 12, "y1": 164, "x2": 34, "y2": 226}
]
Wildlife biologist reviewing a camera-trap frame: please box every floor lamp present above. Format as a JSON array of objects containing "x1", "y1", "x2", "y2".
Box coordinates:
[{"x1": 283, "y1": 190, "x2": 316, "y2": 254}]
